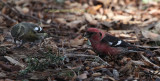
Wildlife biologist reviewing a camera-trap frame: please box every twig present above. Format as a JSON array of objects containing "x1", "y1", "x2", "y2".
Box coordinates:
[
  {"x1": 141, "y1": 54, "x2": 160, "y2": 69},
  {"x1": 65, "y1": 54, "x2": 110, "y2": 66},
  {"x1": 136, "y1": 45, "x2": 160, "y2": 49},
  {"x1": 0, "y1": 0, "x2": 20, "y2": 14},
  {"x1": 0, "y1": 11, "x2": 17, "y2": 23}
]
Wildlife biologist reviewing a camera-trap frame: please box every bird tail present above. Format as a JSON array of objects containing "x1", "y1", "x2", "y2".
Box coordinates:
[{"x1": 128, "y1": 46, "x2": 154, "y2": 56}]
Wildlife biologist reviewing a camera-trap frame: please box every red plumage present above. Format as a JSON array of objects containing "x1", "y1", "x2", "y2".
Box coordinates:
[{"x1": 86, "y1": 28, "x2": 143, "y2": 55}]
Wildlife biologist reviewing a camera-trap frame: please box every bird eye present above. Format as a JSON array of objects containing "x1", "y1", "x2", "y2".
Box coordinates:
[{"x1": 99, "y1": 32, "x2": 102, "y2": 37}]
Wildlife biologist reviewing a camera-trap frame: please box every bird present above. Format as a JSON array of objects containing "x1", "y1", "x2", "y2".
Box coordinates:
[
  {"x1": 11, "y1": 22, "x2": 47, "y2": 47},
  {"x1": 85, "y1": 28, "x2": 150, "y2": 56}
]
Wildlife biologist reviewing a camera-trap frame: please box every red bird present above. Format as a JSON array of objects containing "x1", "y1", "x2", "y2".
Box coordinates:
[{"x1": 85, "y1": 28, "x2": 145, "y2": 55}]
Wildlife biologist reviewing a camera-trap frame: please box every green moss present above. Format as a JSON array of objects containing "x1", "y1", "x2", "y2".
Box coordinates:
[{"x1": 20, "y1": 51, "x2": 65, "y2": 75}]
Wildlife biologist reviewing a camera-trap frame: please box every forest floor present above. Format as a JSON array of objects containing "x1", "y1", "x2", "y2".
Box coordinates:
[{"x1": 0, "y1": 0, "x2": 160, "y2": 81}]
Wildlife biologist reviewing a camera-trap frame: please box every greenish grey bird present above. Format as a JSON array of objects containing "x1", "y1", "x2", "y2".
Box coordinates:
[{"x1": 11, "y1": 22, "x2": 48, "y2": 47}]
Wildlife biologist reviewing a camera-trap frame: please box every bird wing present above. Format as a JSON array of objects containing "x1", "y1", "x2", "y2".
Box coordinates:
[{"x1": 100, "y1": 34, "x2": 133, "y2": 47}]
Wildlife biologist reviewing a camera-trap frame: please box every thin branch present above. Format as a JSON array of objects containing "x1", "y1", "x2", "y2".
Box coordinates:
[
  {"x1": 141, "y1": 54, "x2": 160, "y2": 69},
  {"x1": 65, "y1": 54, "x2": 110, "y2": 66},
  {"x1": 0, "y1": 11, "x2": 17, "y2": 23}
]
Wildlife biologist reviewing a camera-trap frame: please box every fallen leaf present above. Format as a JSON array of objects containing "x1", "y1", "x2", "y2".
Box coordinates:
[
  {"x1": 141, "y1": 30, "x2": 160, "y2": 41},
  {"x1": 70, "y1": 38, "x2": 85, "y2": 47},
  {"x1": 87, "y1": 50, "x2": 96, "y2": 55},
  {"x1": 84, "y1": 13, "x2": 98, "y2": 25},
  {"x1": 94, "y1": 14, "x2": 107, "y2": 20},
  {"x1": 4, "y1": 79, "x2": 14, "y2": 81},
  {"x1": 22, "y1": 7, "x2": 29, "y2": 14},
  {"x1": 92, "y1": 72, "x2": 101, "y2": 77},
  {"x1": 0, "y1": 35, "x2": 4, "y2": 43},
  {"x1": 113, "y1": 69, "x2": 119, "y2": 80},
  {"x1": 67, "y1": 20, "x2": 83, "y2": 28},
  {"x1": 77, "y1": 72, "x2": 88, "y2": 79},
  {"x1": 112, "y1": 15, "x2": 132, "y2": 21},
  {"x1": 54, "y1": 18, "x2": 67, "y2": 24},
  {"x1": 0, "y1": 72, "x2": 6, "y2": 78},
  {"x1": 104, "y1": 9, "x2": 114, "y2": 18},
  {"x1": 4, "y1": 56, "x2": 25, "y2": 68},
  {"x1": 87, "y1": 5, "x2": 102, "y2": 14}
]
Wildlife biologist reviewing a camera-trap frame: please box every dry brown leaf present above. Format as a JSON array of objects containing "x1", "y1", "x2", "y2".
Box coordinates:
[
  {"x1": 84, "y1": 13, "x2": 93, "y2": 22},
  {"x1": 4, "y1": 79, "x2": 14, "y2": 81},
  {"x1": 69, "y1": 35, "x2": 85, "y2": 47},
  {"x1": 156, "y1": 57, "x2": 160, "y2": 61},
  {"x1": 15, "y1": 6, "x2": 29, "y2": 14},
  {"x1": 77, "y1": 72, "x2": 88, "y2": 80},
  {"x1": 67, "y1": 20, "x2": 83, "y2": 28},
  {"x1": 77, "y1": 25, "x2": 87, "y2": 33},
  {"x1": 149, "y1": 9, "x2": 160, "y2": 15},
  {"x1": 91, "y1": 65, "x2": 106, "y2": 70},
  {"x1": 92, "y1": 72, "x2": 101, "y2": 77},
  {"x1": 104, "y1": 9, "x2": 114, "y2": 18},
  {"x1": 70, "y1": 38, "x2": 85, "y2": 47},
  {"x1": 94, "y1": 14, "x2": 107, "y2": 20},
  {"x1": 47, "y1": 19, "x2": 52, "y2": 24},
  {"x1": 119, "y1": 34, "x2": 132, "y2": 38},
  {"x1": 22, "y1": 7, "x2": 29, "y2": 14},
  {"x1": 141, "y1": 30, "x2": 160, "y2": 41},
  {"x1": 38, "y1": 12, "x2": 43, "y2": 19},
  {"x1": 96, "y1": 0, "x2": 111, "y2": 6},
  {"x1": 0, "y1": 35, "x2": 4, "y2": 43},
  {"x1": 87, "y1": 50, "x2": 96, "y2": 55},
  {"x1": 112, "y1": 15, "x2": 132, "y2": 21},
  {"x1": 54, "y1": 18, "x2": 67, "y2": 24},
  {"x1": 87, "y1": 5, "x2": 102, "y2": 14},
  {"x1": 1, "y1": 6, "x2": 7, "y2": 14},
  {"x1": 85, "y1": 67, "x2": 90, "y2": 70},
  {"x1": 65, "y1": 15, "x2": 77, "y2": 21},
  {"x1": 84, "y1": 13, "x2": 98, "y2": 25},
  {"x1": 0, "y1": 72, "x2": 6, "y2": 78},
  {"x1": 93, "y1": 5, "x2": 102, "y2": 11},
  {"x1": 4, "y1": 56, "x2": 25, "y2": 68}
]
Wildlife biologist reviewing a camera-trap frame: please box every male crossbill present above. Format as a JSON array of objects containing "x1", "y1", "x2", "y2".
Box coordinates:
[{"x1": 85, "y1": 28, "x2": 146, "y2": 55}]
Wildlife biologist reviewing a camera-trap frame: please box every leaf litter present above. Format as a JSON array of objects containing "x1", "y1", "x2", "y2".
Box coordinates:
[{"x1": 0, "y1": 0, "x2": 160, "y2": 81}]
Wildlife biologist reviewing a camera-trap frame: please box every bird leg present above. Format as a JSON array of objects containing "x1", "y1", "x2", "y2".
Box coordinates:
[
  {"x1": 17, "y1": 40, "x2": 26, "y2": 48},
  {"x1": 14, "y1": 38, "x2": 17, "y2": 45}
]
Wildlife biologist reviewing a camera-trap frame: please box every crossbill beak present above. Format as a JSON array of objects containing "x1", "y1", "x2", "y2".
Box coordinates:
[
  {"x1": 83, "y1": 32, "x2": 92, "y2": 46},
  {"x1": 83, "y1": 32, "x2": 94, "y2": 38}
]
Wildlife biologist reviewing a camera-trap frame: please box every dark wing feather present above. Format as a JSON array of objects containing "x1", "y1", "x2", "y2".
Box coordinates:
[{"x1": 100, "y1": 34, "x2": 133, "y2": 47}]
